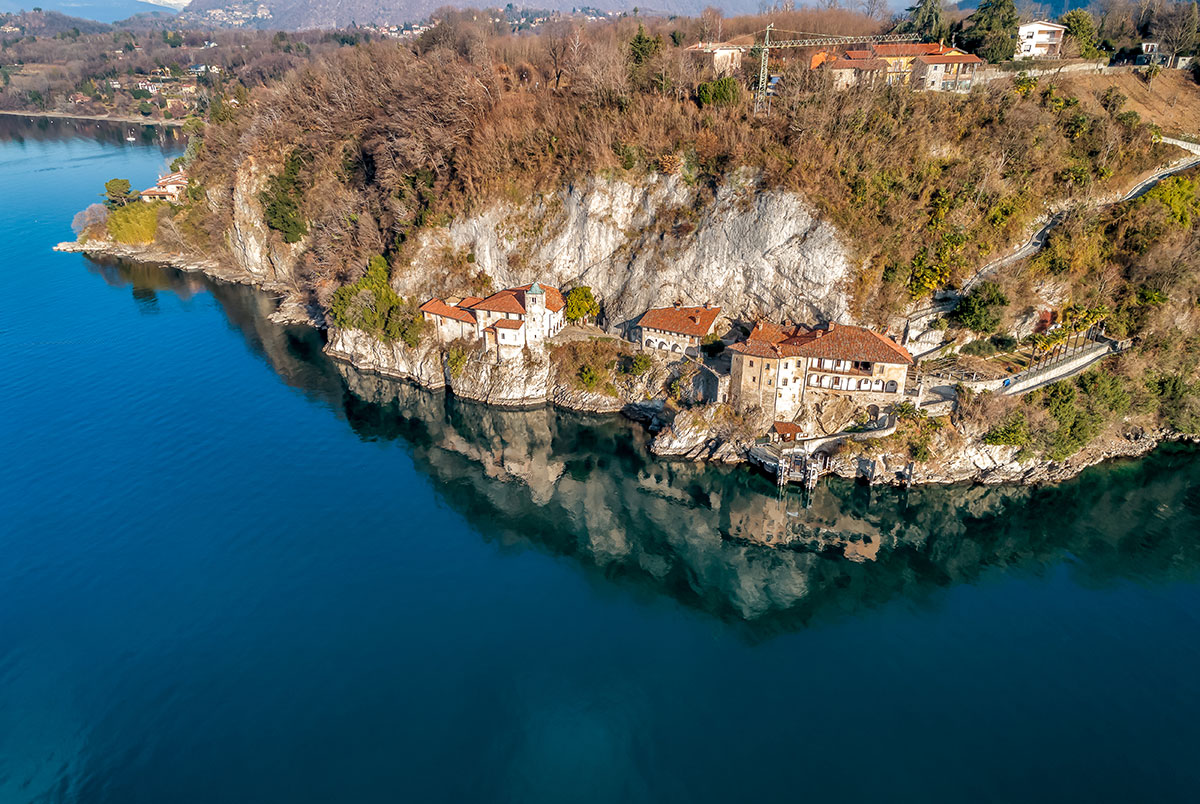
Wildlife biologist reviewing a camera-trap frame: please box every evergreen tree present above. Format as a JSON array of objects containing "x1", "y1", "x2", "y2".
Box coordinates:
[
  {"x1": 900, "y1": 0, "x2": 948, "y2": 43},
  {"x1": 1060, "y1": 9, "x2": 1102, "y2": 59},
  {"x1": 961, "y1": 0, "x2": 1019, "y2": 63}
]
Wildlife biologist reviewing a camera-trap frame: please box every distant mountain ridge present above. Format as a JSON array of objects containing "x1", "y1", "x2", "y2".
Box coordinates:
[{"x1": 177, "y1": 0, "x2": 760, "y2": 30}]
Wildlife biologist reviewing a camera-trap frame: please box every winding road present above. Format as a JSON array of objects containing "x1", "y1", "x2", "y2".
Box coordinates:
[{"x1": 958, "y1": 137, "x2": 1200, "y2": 297}]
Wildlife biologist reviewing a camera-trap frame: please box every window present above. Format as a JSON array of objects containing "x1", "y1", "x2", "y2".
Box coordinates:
[
  {"x1": 749, "y1": 360, "x2": 754, "y2": 367},
  {"x1": 751, "y1": 376, "x2": 757, "y2": 383},
  {"x1": 783, "y1": 362, "x2": 789, "y2": 369},
  {"x1": 767, "y1": 379, "x2": 772, "y2": 386},
  {"x1": 781, "y1": 378, "x2": 788, "y2": 387}
]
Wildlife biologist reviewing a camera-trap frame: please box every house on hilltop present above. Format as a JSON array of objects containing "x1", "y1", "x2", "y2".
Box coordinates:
[
  {"x1": 830, "y1": 43, "x2": 980, "y2": 91},
  {"x1": 728, "y1": 321, "x2": 913, "y2": 420},
  {"x1": 636, "y1": 303, "x2": 722, "y2": 358},
  {"x1": 1016, "y1": 21, "x2": 1066, "y2": 60}
]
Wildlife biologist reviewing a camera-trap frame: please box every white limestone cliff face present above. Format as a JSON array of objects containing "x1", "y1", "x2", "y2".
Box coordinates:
[
  {"x1": 225, "y1": 156, "x2": 304, "y2": 286},
  {"x1": 397, "y1": 170, "x2": 853, "y2": 327},
  {"x1": 325, "y1": 328, "x2": 447, "y2": 390}
]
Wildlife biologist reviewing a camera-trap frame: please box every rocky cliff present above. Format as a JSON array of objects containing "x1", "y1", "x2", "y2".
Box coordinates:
[{"x1": 399, "y1": 170, "x2": 853, "y2": 328}]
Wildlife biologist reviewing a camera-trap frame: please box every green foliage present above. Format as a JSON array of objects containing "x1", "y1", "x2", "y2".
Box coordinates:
[
  {"x1": 1153, "y1": 373, "x2": 1200, "y2": 433},
  {"x1": 696, "y1": 76, "x2": 740, "y2": 108},
  {"x1": 901, "y1": 0, "x2": 948, "y2": 42},
  {"x1": 625, "y1": 353, "x2": 653, "y2": 376},
  {"x1": 106, "y1": 201, "x2": 160, "y2": 244},
  {"x1": 138, "y1": 101, "x2": 153, "y2": 116},
  {"x1": 259, "y1": 150, "x2": 308, "y2": 243},
  {"x1": 952, "y1": 281, "x2": 1009, "y2": 333},
  {"x1": 670, "y1": 30, "x2": 684, "y2": 47},
  {"x1": 130, "y1": 88, "x2": 151, "y2": 100},
  {"x1": 629, "y1": 24, "x2": 662, "y2": 67},
  {"x1": 1059, "y1": 10, "x2": 1102, "y2": 59},
  {"x1": 578, "y1": 363, "x2": 602, "y2": 390},
  {"x1": 447, "y1": 344, "x2": 468, "y2": 377},
  {"x1": 1139, "y1": 176, "x2": 1200, "y2": 228},
  {"x1": 961, "y1": 0, "x2": 1019, "y2": 63},
  {"x1": 960, "y1": 339, "x2": 998, "y2": 356},
  {"x1": 931, "y1": 316, "x2": 950, "y2": 331},
  {"x1": 984, "y1": 411, "x2": 1029, "y2": 445},
  {"x1": 329, "y1": 255, "x2": 424, "y2": 345},
  {"x1": 1012, "y1": 72, "x2": 1038, "y2": 97},
  {"x1": 564, "y1": 286, "x2": 599, "y2": 323},
  {"x1": 103, "y1": 178, "x2": 136, "y2": 208}
]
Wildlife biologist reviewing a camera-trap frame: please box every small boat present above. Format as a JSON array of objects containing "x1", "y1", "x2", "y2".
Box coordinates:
[{"x1": 125, "y1": 129, "x2": 136, "y2": 142}]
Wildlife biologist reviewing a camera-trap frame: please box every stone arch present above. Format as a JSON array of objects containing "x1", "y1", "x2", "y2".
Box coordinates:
[
  {"x1": 672, "y1": 343, "x2": 682, "y2": 353},
  {"x1": 885, "y1": 380, "x2": 898, "y2": 393},
  {"x1": 644, "y1": 338, "x2": 653, "y2": 348},
  {"x1": 658, "y1": 340, "x2": 668, "y2": 350},
  {"x1": 872, "y1": 379, "x2": 883, "y2": 392}
]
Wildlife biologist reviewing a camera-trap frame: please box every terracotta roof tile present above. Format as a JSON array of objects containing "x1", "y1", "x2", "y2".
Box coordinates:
[
  {"x1": 638, "y1": 305, "x2": 722, "y2": 337},
  {"x1": 871, "y1": 43, "x2": 952, "y2": 57},
  {"x1": 419, "y1": 298, "x2": 477, "y2": 325},
  {"x1": 493, "y1": 318, "x2": 524, "y2": 329},
  {"x1": 468, "y1": 282, "x2": 566, "y2": 315},
  {"x1": 732, "y1": 321, "x2": 912, "y2": 364},
  {"x1": 917, "y1": 53, "x2": 984, "y2": 65},
  {"x1": 771, "y1": 421, "x2": 804, "y2": 435}
]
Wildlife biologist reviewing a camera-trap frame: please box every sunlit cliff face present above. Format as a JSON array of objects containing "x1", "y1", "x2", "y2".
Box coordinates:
[{"x1": 90, "y1": 256, "x2": 1200, "y2": 634}]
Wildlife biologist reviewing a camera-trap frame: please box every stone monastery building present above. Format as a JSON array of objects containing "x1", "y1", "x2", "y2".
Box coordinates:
[
  {"x1": 729, "y1": 321, "x2": 914, "y2": 420},
  {"x1": 419, "y1": 282, "x2": 566, "y2": 357}
]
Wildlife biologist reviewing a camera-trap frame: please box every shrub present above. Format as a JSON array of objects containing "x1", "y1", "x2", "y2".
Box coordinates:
[
  {"x1": 329, "y1": 255, "x2": 424, "y2": 345},
  {"x1": 951, "y1": 281, "x2": 1008, "y2": 333},
  {"x1": 960, "y1": 339, "x2": 998, "y2": 357},
  {"x1": 624, "y1": 353, "x2": 652, "y2": 376},
  {"x1": 983, "y1": 411, "x2": 1029, "y2": 445},
  {"x1": 447, "y1": 344, "x2": 468, "y2": 377},
  {"x1": 578, "y1": 364, "x2": 601, "y2": 390},
  {"x1": 696, "y1": 76, "x2": 740, "y2": 108},
  {"x1": 106, "y1": 202, "x2": 160, "y2": 243},
  {"x1": 259, "y1": 149, "x2": 308, "y2": 243},
  {"x1": 990, "y1": 334, "x2": 1018, "y2": 351}
]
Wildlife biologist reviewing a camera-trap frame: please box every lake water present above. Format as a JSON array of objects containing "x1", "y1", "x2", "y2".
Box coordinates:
[{"x1": 3, "y1": 118, "x2": 1200, "y2": 803}]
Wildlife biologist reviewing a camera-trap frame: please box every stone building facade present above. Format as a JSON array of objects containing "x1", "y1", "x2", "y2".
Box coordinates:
[
  {"x1": 728, "y1": 321, "x2": 913, "y2": 420},
  {"x1": 419, "y1": 282, "x2": 567, "y2": 359},
  {"x1": 636, "y1": 304, "x2": 722, "y2": 358}
]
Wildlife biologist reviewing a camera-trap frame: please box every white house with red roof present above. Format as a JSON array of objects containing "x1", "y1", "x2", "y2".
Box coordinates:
[
  {"x1": 140, "y1": 171, "x2": 188, "y2": 203},
  {"x1": 419, "y1": 281, "x2": 567, "y2": 358},
  {"x1": 728, "y1": 321, "x2": 913, "y2": 420},
  {"x1": 636, "y1": 303, "x2": 722, "y2": 357}
]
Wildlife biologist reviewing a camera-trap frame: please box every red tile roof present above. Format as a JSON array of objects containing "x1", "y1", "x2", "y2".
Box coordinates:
[
  {"x1": 917, "y1": 53, "x2": 984, "y2": 65},
  {"x1": 467, "y1": 282, "x2": 566, "y2": 315},
  {"x1": 844, "y1": 49, "x2": 873, "y2": 60},
  {"x1": 795, "y1": 323, "x2": 912, "y2": 364},
  {"x1": 639, "y1": 305, "x2": 722, "y2": 337},
  {"x1": 771, "y1": 421, "x2": 804, "y2": 436},
  {"x1": 492, "y1": 318, "x2": 524, "y2": 329},
  {"x1": 731, "y1": 321, "x2": 912, "y2": 364},
  {"x1": 871, "y1": 43, "x2": 953, "y2": 57},
  {"x1": 419, "y1": 298, "x2": 477, "y2": 325}
]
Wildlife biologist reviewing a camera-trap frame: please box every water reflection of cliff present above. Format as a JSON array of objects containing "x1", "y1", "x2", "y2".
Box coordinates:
[{"x1": 93, "y1": 258, "x2": 1200, "y2": 634}]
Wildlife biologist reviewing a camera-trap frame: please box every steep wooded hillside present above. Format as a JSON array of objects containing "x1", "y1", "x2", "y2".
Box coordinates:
[{"x1": 177, "y1": 14, "x2": 1173, "y2": 325}]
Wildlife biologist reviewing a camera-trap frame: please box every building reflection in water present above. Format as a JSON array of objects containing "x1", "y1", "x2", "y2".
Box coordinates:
[{"x1": 88, "y1": 257, "x2": 1200, "y2": 636}]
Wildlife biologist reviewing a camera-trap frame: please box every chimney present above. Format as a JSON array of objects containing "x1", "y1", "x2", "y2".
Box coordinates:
[{"x1": 673, "y1": 300, "x2": 681, "y2": 309}]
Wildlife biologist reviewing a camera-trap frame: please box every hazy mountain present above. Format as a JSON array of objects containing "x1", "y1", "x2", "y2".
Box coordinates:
[
  {"x1": 0, "y1": 0, "x2": 175, "y2": 23},
  {"x1": 177, "y1": 0, "x2": 762, "y2": 30},
  {"x1": 0, "y1": 7, "x2": 112, "y2": 32}
]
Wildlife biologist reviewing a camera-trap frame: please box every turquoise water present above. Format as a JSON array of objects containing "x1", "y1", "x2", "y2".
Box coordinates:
[{"x1": 3, "y1": 118, "x2": 1200, "y2": 803}]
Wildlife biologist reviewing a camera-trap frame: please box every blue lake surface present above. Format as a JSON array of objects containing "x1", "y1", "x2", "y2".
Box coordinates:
[{"x1": 2, "y1": 117, "x2": 1200, "y2": 803}]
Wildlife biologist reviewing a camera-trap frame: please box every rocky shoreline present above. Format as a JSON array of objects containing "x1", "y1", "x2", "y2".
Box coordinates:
[{"x1": 56, "y1": 236, "x2": 1190, "y2": 489}]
